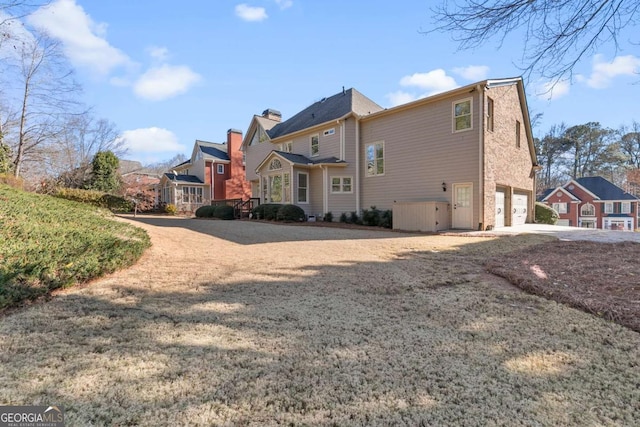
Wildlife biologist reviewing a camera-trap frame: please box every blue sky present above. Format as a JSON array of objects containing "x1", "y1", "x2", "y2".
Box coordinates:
[{"x1": 11, "y1": 0, "x2": 640, "y2": 164}]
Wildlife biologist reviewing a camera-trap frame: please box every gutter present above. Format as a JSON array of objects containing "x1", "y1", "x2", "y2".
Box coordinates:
[
  {"x1": 478, "y1": 84, "x2": 485, "y2": 230},
  {"x1": 355, "y1": 115, "x2": 361, "y2": 214}
]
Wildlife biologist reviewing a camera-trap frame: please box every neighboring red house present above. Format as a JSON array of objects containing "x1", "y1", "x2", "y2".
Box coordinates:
[
  {"x1": 539, "y1": 176, "x2": 639, "y2": 231},
  {"x1": 158, "y1": 129, "x2": 251, "y2": 212}
]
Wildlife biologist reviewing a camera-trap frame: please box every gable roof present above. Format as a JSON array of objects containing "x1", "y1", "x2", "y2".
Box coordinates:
[
  {"x1": 267, "y1": 88, "x2": 383, "y2": 140},
  {"x1": 541, "y1": 186, "x2": 580, "y2": 202},
  {"x1": 195, "y1": 140, "x2": 229, "y2": 161},
  {"x1": 573, "y1": 176, "x2": 638, "y2": 201},
  {"x1": 163, "y1": 173, "x2": 205, "y2": 184},
  {"x1": 255, "y1": 150, "x2": 347, "y2": 172}
]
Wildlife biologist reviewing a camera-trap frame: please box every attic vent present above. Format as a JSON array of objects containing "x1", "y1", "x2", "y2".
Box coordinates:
[{"x1": 323, "y1": 128, "x2": 335, "y2": 136}]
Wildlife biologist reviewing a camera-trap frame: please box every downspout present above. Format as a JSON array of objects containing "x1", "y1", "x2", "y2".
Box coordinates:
[
  {"x1": 355, "y1": 116, "x2": 361, "y2": 214},
  {"x1": 322, "y1": 165, "x2": 328, "y2": 215},
  {"x1": 478, "y1": 84, "x2": 485, "y2": 230}
]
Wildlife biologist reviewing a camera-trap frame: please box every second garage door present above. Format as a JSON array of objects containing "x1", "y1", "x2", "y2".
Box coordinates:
[{"x1": 512, "y1": 193, "x2": 528, "y2": 226}]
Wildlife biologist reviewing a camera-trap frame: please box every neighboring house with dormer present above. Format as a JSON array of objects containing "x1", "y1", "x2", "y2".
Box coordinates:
[
  {"x1": 242, "y1": 79, "x2": 538, "y2": 230},
  {"x1": 539, "y1": 176, "x2": 639, "y2": 231},
  {"x1": 158, "y1": 129, "x2": 251, "y2": 212}
]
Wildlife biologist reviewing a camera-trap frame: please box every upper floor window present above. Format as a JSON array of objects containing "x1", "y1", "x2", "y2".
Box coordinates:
[
  {"x1": 581, "y1": 203, "x2": 595, "y2": 216},
  {"x1": 453, "y1": 98, "x2": 472, "y2": 132},
  {"x1": 366, "y1": 141, "x2": 384, "y2": 176},
  {"x1": 217, "y1": 164, "x2": 224, "y2": 174},
  {"x1": 552, "y1": 202, "x2": 567, "y2": 214},
  {"x1": 604, "y1": 202, "x2": 613, "y2": 214},
  {"x1": 310, "y1": 134, "x2": 319, "y2": 157},
  {"x1": 280, "y1": 141, "x2": 293, "y2": 152},
  {"x1": 621, "y1": 202, "x2": 631, "y2": 214},
  {"x1": 486, "y1": 97, "x2": 494, "y2": 132},
  {"x1": 269, "y1": 158, "x2": 282, "y2": 170},
  {"x1": 516, "y1": 120, "x2": 521, "y2": 148}
]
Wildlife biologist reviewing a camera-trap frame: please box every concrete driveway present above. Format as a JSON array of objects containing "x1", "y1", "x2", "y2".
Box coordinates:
[{"x1": 477, "y1": 223, "x2": 640, "y2": 243}]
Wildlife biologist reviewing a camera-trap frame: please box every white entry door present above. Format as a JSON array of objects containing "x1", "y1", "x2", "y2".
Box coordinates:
[
  {"x1": 495, "y1": 190, "x2": 505, "y2": 228},
  {"x1": 452, "y1": 183, "x2": 473, "y2": 229}
]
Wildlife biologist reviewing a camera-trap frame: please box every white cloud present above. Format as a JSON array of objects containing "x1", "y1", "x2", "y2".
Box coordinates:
[
  {"x1": 581, "y1": 54, "x2": 640, "y2": 89},
  {"x1": 536, "y1": 79, "x2": 571, "y2": 101},
  {"x1": 117, "y1": 128, "x2": 186, "y2": 156},
  {"x1": 134, "y1": 65, "x2": 202, "y2": 101},
  {"x1": 27, "y1": 0, "x2": 130, "y2": 75},
  {"x1": 399, "y1": 69, "x2": 459, "y2": 95},
  {"x1": 453, "y1": 65, "x2": 490, "y2": 81},
  {"x1": 235, "y1": 4, "x2": 268, "y2": 21},
  {"x1": 147, "y1": 46, "x2": 169, "y2": 62},
  {"x1": 275, "y1": 0, "x2": 293, "y2": 9},
  {"x1": 386, "y1": 91, "x2": 418, "y2": 107}
]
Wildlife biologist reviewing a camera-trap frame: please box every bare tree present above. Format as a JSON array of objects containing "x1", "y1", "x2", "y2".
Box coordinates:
[
  {"x1": 2, "y1": 31, "x2": 82, "y2": 177},
  {"x1": 1, "y1": 1, "x2": 49, "y2": 48},
  {"x1": 430, "y1": 1, "x2": 640, "y2": 81}
]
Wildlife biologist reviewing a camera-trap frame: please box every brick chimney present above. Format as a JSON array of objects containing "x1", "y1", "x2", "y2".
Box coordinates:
[
  {"x1": 227, "y1": 129, "x2": 243, "y2": 179},
  {"x1": 262, "y1": 108, "x2": 282, "y2": 122}
]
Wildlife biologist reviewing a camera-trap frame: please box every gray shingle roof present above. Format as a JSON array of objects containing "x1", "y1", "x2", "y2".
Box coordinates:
[
  {"x1": 199, "y1": 144, "x2": 229, "y2": 161},
  {"x1": 574, "y1": 177, "x2": 638, "y2": 200},
  {"x1": 164, "y1": 173, "x2": 204, "y2": 184},
  {"x1": 267, "y1": 88, "x2": 382, "y2": 140},
  {"x1": 275, "y1": 151, "x2": 346, "y2": 166}
]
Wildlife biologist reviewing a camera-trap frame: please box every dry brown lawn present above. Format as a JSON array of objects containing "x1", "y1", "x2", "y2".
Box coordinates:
[{"x1": 1, "y1": 216, "x2": 639, "y2": 426}]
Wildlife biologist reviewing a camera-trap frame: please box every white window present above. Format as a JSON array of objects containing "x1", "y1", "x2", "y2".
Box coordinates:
[
  {"x1": 323, "y1": 128, "x2": 335, "y2": 136},
  {"x1": 453, "y1": 98, "x2": 472, "y2": 132},
  {"x1": 552, "y1": 203, "x2": 567, "y2": 214},
  {"x1": 217, "y1": 164, "x2": 224, "y2": 174},
  {"x1": 182, "y1": 187, "x2": 203, "y2": 204},
  {"x1": 310, "y1": 134, "x2": 319, "y2": 157},
  {"x1": 283, "y1": 173, "x2": 291, "y2": 203},
  {"x1": 297, "y1": 172, "x2": 308, "y2": 203},
  {"x1": 280, "y1": 141, "x2": 292, "y2": 152},
  {"x1": 621, "y1": 202, "x2": 631, "y2": 214},
  {"x1": 269, "y1": 175, "x2": 282, "y2": 203},
  {"x1": 269, "y1": 159, "x2": 282, "y2": 170},
  {"x1": 331, "y1": 176, "x2": 353, "y2": 193},
  {"x1": 365, "y1": 141, "x2": 384, "y2": 176},
  {"x1": 581, "y1": 203, "x2": 595, "y2": 216},
  {"x1": 604, "y1": 202, "x2": 613, "y2": 214}
]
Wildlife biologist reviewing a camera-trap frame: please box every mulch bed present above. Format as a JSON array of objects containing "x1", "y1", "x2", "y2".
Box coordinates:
[{"x1": 487, "y1": 240, "x2": 640, "y2": 332}]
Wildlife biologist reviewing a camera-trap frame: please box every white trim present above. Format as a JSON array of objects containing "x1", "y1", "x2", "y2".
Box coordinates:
[
  {"x1": 322, "y1": 167, "x2": 328, "y2": 214},
  {"x1": 452, "y1": 97, "x2": 473, "y2": 132},
  {"x1": 310, "y1": 134, "x2": 319, "y2": 157},
  {"x1": 297, "y1": 171, "x2": 309, "y2": 204},
  {"x1": 330, "y1": 176, "x2": 353, "y2": 194},
  {"x1": 542, "y1": 186, "x2": 580, "y2": 202},
  {"x1": 604, "y1": 202, "x2": 613, "y2": 214},
  {"x1": 355, "y1": 118, "x2": 361, "y2": 213},
  {"x1": 365, "y1": 140, "x2": 385, "y2": 177},
  {"x1": 217, "y1": 164, "x2": 224, "y2": 174},
  {"x1": 622, "y1": 202, "x2": 631, "y2": 214}
]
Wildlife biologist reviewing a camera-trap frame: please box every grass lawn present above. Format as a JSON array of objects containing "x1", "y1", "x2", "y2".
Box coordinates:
[{"x1": 1, "y1": 217, "x2": 638, "y2": 426}]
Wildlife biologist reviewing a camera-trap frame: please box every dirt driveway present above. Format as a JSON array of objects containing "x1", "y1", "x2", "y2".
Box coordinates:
[{"x1": 1, "y1": 216, "x2": 639, "y2": 426}]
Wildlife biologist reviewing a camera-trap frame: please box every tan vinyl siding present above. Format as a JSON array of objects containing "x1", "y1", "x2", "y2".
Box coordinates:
[
  {"x1": 360, "y1": 93, "x2": 481, "y2": 226},
  {"x1": 308, "y1": 168, "x2": 323, "y2": 216},
  {"x1": 192, "y1": 158, "x2": 205, "y2": 181},
  {"x1": 326, "y1": 118, "x2": 357, "y2": 216},
  {"x1": 245, "y1": 129, "x2": 277, "y2": 182}
]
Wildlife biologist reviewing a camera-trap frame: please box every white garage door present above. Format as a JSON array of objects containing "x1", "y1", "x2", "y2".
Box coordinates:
[
  {"x1": 512, "y1": 193, "x2": 528, "y2": 226},
  {"x1": 495, "y1": 191, "x2": 505, "y2": 228}
]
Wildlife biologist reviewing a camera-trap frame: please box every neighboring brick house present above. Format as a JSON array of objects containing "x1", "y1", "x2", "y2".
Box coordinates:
[
  {"x1": 242, "y1": 78, "x2": 538, "y2": 230},
  {"x1": 158, "y1": 129, "x2": 251, "y2": 212},
  {"x1": 539, "y1": 176, "x2": 639, "y2": 231}
]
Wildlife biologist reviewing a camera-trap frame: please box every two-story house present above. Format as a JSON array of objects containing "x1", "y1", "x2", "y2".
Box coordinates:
[
  {"x1": 242, "y1": 78, "x2": 538, "y2": 230},
  {"x1": 539, "y1": 176, "x2": 639, "y2": 231},
  {"x1": 159, "y1": 129, "x2": 251, "y2": 212}
]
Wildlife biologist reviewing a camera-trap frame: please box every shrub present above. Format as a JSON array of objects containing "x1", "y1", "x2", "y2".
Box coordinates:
[
  {"x1": 324, "y1": 212, "x2": 333, "y2": 222},
  {"x1": 165, "y1": 203, "x2": 177, "y2": 215},
  {"x1": 195, "y1": 205, "x2": 216, "y2": 218},
  {"x1": 99, "y1": 194, "x2": 133, "y2": 212},
  {"x1": 251, "y1": 203, "x2": 282, "y2": 220},
  {"x1": 350, "y1": 211, "x2": 360, "y2": 224},
  {"x1": 535, "y1": 202, "x2": 559, "y2": 225},
  {"x1": 380, "y1": 209, "x2": 393, "y2": 228},
  {"x1": 54, "y1": 188, "x2": 132, "y2": 212},
  {"x1": 213, "y1": 205, "x2": 235, "y2": 220},
  {"x1": 277, "y1": 204, "x2": 306, "y2": 222},
  {"x1": 362, "y1": 206, "x2": 381, "y2": 226},
  {"x1": 0, "y1": 173, "x2": 23, "y2": 190},
  {"x1": 340, "y1": 212, "x2": 348, "y2": 223}
]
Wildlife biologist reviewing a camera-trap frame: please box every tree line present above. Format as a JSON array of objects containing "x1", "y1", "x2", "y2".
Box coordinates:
[{"x1": 535, "y1": 121, "x2": 640, "y2": 195}]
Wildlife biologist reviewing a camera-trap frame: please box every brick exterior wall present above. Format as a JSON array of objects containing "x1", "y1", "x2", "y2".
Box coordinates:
[{"x1": 482, "y1": 84, "x2": 536, "y2": 228}]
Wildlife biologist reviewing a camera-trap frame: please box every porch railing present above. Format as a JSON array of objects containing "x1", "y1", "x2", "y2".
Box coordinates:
[{"x1": 212, "y1": 198, "x2": 260, "y2": 219}]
